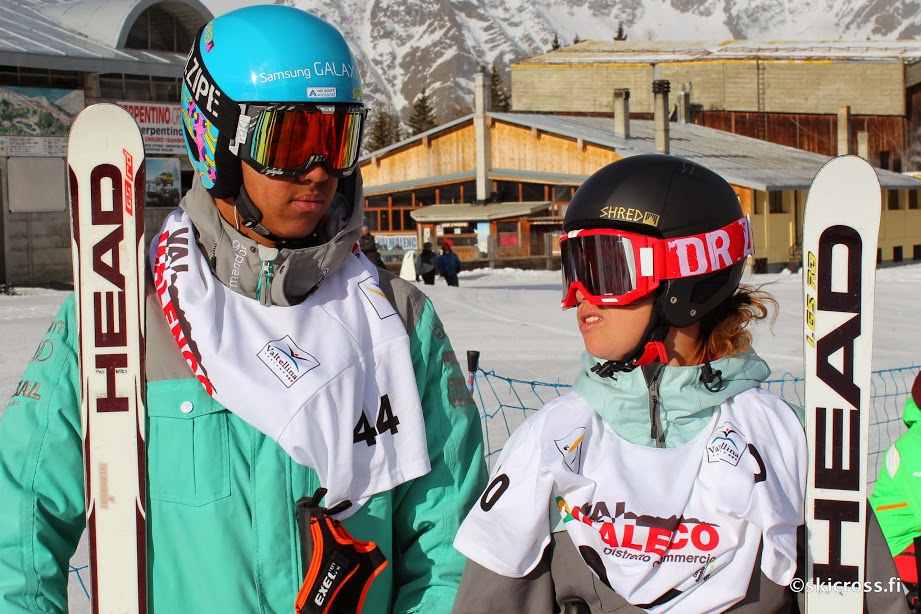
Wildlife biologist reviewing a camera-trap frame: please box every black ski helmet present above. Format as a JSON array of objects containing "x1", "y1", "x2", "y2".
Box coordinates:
[{"x1": 563, "y1": 154, "x2": 748, "y2": 328}]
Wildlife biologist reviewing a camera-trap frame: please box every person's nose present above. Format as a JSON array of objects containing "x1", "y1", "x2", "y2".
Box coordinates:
[
  {"x1": 574, "y1": 288, "x2": 587, "y2": 305},
  {"x1": 297, "y1": 163, "x2": 331, "y2": 183}
]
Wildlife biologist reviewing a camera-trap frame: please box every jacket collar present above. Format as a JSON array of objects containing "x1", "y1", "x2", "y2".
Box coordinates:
[
  {"x1": 179, "y1": 172, "x2": 365, "y2": 306},
  {"x1": 572, "y1": 348, "x2": 772, "y2": 447}
]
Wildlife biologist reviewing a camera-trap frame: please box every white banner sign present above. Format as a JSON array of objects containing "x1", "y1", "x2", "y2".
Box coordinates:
[
  {"x1": 376, "y1": 234, "x2": 418, "y2": 250},
  {"x1": 119, "y1": 101, "x2": 185, "y2": 155},
  {"x1": 0, "y1": 136, "x2": 67, "y2": 157}
]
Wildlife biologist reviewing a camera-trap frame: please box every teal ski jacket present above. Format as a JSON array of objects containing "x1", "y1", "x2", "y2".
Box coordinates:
[{"x1": 0, "y1": 178, "x2": 488, "y2": 613}]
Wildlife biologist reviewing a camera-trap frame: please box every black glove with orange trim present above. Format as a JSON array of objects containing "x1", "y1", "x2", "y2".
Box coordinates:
[{"x1": 294, "y1": 488, "x2": 388, "y2": 614}]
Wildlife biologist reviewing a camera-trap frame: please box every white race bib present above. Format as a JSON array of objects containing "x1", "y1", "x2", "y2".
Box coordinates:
[{"x1": 151, "y1": 211, "x2": 430, "y2": 517}]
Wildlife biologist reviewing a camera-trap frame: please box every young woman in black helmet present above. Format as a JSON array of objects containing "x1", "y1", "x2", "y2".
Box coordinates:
[{"x1": 452, "y1": 155, "x2": 906, "y2": 613}]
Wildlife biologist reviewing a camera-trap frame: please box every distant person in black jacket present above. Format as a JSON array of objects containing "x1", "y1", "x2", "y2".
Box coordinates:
[
  {"x1": 416, "y1": 242, "x2": 439, "y2": 285},
  {"x1": 437, "y1": 239, "x2": 462, "y2": 287},
  {"x1": 359, "y1": 225, "x2": 386, "y2": 268}
]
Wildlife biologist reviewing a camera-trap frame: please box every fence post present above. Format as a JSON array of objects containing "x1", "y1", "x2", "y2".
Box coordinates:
[
  {"x1": 487, "y1": 234, "x2": 496, "y2": 269},
  {"x1": 545, "y1": 236, "x2": 552, "y2": 270},
  {"x1": 466, "y1": 350, "x2": 480, "y2": 394}
]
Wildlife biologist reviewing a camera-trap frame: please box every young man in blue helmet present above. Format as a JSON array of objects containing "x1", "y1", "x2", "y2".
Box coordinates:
[{"x1": 0, "y1": 5, "x2": 486, "y2": 613}]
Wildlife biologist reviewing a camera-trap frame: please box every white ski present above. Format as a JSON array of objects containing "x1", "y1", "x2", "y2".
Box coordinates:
[
  {"x1": 67, "y1": 103, "x2": 147, "y2": 613},
  {"x1": 803, "y1": 155, "x2": 880, "y2": 613}
]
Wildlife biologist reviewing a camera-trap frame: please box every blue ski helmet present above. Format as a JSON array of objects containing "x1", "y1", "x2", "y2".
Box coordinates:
[{"x1": 180, "y1": 5, "x2": 364, "y2": 198}]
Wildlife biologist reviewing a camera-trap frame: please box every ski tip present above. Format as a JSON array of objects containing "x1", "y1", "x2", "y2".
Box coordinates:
[
  {"x1": 68, "y1": 103, "x2": 145, "y2": 161},
  {"x1": 813, "y1": 155, "x2": 880, "y2": 186}
]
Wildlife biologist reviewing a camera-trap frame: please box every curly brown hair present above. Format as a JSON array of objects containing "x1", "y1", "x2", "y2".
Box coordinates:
[{"x1": 688, "y1": 285, "x2": 778, "y2": 365}]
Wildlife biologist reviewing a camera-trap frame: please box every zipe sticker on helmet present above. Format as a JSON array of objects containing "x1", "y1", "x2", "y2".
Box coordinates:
[{"x1": 184, "y1": 47, "x2": 225, "y2": 121}]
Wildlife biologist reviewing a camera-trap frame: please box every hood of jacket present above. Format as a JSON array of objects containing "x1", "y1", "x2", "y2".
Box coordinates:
[
  {"x1": 572, "y1": 348, "x2": 772, "y2": 448},
  {"x1": 178, "y1": 170, "x2": 365, "y2": 306}
]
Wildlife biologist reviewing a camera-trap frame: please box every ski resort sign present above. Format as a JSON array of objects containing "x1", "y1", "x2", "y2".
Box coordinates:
[{"x1": 119, "y1": 101, "x2": 185, "y2": 155}]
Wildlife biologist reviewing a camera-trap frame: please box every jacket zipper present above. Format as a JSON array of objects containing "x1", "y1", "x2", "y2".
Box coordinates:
[
  {"x1": 256, "y1": 259, "x2": 274, "y2": 305},
  {"x1": 255, "y1": 245, "x2": 279, "y2": 306},
  {"x1": 644, "y1": 363, "x2": 667, "y2": 448}
]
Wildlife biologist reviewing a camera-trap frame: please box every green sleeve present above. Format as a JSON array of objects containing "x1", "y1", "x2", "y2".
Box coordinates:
[
  {"x1": 870, "y1": 420, "x2": 921, "y2": 557},
  {"x1": 0, "y1": 295, "x2": 85, "y2": 613},
  {"x1": 390, "y1": 299, "x2": 488, "y2": 613}
]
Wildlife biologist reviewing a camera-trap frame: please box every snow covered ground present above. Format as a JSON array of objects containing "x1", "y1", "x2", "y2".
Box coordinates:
[{"x1": 0, "y1": 263, "x2": 919, "y2": 611}]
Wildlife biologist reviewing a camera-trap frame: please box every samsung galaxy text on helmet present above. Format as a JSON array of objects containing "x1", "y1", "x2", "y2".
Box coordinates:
[{"x1": 259, "y1": 63, "x2": 357, "y2": 83}]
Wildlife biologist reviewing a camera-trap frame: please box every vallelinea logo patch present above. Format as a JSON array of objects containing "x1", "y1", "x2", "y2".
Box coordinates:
[
  {"x1": 258, "y1": 335, "x2": 319, "y2": 387},
  {"x1": 706, "y1": 421, "x2": 747, "y2": 466}
]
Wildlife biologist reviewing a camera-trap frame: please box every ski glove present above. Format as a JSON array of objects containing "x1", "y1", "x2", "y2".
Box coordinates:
[{"x1": 294, "y1": 488, "x2": 388, "y2": 614}]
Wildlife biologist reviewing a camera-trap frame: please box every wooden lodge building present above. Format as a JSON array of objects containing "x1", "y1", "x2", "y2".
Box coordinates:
[
  {"x1": 511, "y1": 40, "x2": 921, "y2": 173},
  {"x1": 360, "y1": 74, "x2": 921, "y2": 272}
]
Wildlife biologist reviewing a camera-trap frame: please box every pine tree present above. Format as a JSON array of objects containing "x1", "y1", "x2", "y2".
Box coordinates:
[
  {"x1": 489, "y1": 62, "x2": 511, "y2": 112},
  {"x1": 364, "y1": 109, "x2": 403, "y2": 153},
  {"x1": 614, "y1": 23, "x2": 627, "y2": 41},
  {"x1": 573, "y1": 33, "x2": 582, "y2": 45},
  {"x1": 408, "y1": 87, "x2": 437, "y2": 136},
  {"x1": 550, "y1": 33, "x2": 560, "y2": 51}
]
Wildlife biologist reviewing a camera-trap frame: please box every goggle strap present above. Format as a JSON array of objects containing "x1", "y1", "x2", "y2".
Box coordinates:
[
  {"x1": 184, "y1": 26, "x2": 237, "y2": 134},
  {"x1": 662, "y1": 217, "x2": 753, "y2": 280}
]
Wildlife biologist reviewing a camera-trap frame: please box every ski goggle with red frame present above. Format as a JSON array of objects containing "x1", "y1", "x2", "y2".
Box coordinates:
[
  {"x1": 235, "y1": 103, "x2": 366, "y2": 178},
  {"x1": 560, "y1": 217, "x2": 753, "y2": 309}
]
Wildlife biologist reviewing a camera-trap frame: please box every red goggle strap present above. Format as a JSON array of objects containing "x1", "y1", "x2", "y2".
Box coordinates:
[
  {"x1": 662, "y1": 216, "x2": 753, "y2": 279},
  {"x1": 565, "y1": 216, "x2": 753, "y2": 281}
]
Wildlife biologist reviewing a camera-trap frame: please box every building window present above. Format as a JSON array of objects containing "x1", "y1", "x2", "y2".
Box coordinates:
[
  {"x1": 910, "y1": 191, "x2": 919, "y2": 210},
  {"x1": 461, "y1": 181, "x2": 476, "y2": 203},
  {"x1": 887, "y1": 190, "x2": 902, "y2": 210},
  {"x1": 495, "y1": 181, "x2": 517, "y2": 202},
  {"x1": 366, "y1": 195, "x2": 388, "y2": 209},
  {"x1": 914, "y1": 245, "x2": 921, "y2": 260},
  {"x1": 520, "y1": 182, "x2": 546, "y2": 201},
  {"x1": 125, "y1": 5, "x2": 197, "y2": 53},
  {"x1": 150, "y1": 78, "x2": 180, "y2": 103},
  {"x1": 894, "y1": 246, "x2": 904, "y2": 262},
  {"x1": 439, "y1": 184, "x2": 461, "y2": 203},
  {"x1": 553, "y1": 185, "x2": 574, "y2": 202},
  {"x1": 391, "y1": 191, "x2": 412, "y2": 207},
  {"x1": 402, "y1": 210, "x2": 417, "y2": 232},
  {"x1": 497, "y1": 221, "x2": 520, "y2": 247},
  {"x1": 0, "y1": 66, "x2": 81, "y2": 89},
  {"x1": 768, "y1": 191, "x2": 786, "y2": 214},
  {"x1": 415, "y1": 187, "x2": 435, "y2": 207},
  {"x1": 364, "y1": 211, "x2": 379, "y2": 232}
]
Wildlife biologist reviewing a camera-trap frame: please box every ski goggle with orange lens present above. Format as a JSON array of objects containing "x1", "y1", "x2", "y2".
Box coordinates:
[
  {"x1": 235, "y1": 103, "x2": 366, "y2": 178},
  {"x1": 560, "y1": 217, "x2": 754, "y2": 309}
]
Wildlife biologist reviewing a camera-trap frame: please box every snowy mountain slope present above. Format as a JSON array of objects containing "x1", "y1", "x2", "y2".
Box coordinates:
[{"x1": 281, "y1": 0, "x2": 921, "y2": 126}]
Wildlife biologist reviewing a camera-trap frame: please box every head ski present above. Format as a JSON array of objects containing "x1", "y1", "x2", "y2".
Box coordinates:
[{"x1": 67, "y1": 103, "x2": 148, "y2": 613}]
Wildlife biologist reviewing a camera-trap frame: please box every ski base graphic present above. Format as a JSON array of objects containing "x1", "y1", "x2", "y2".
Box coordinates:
[
  {"x1": 67, "y1": 103, "x2": 148, "y2": 613},
  {"x1": 803, "y1": 155, "x2": 881, "y2": 613}
]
